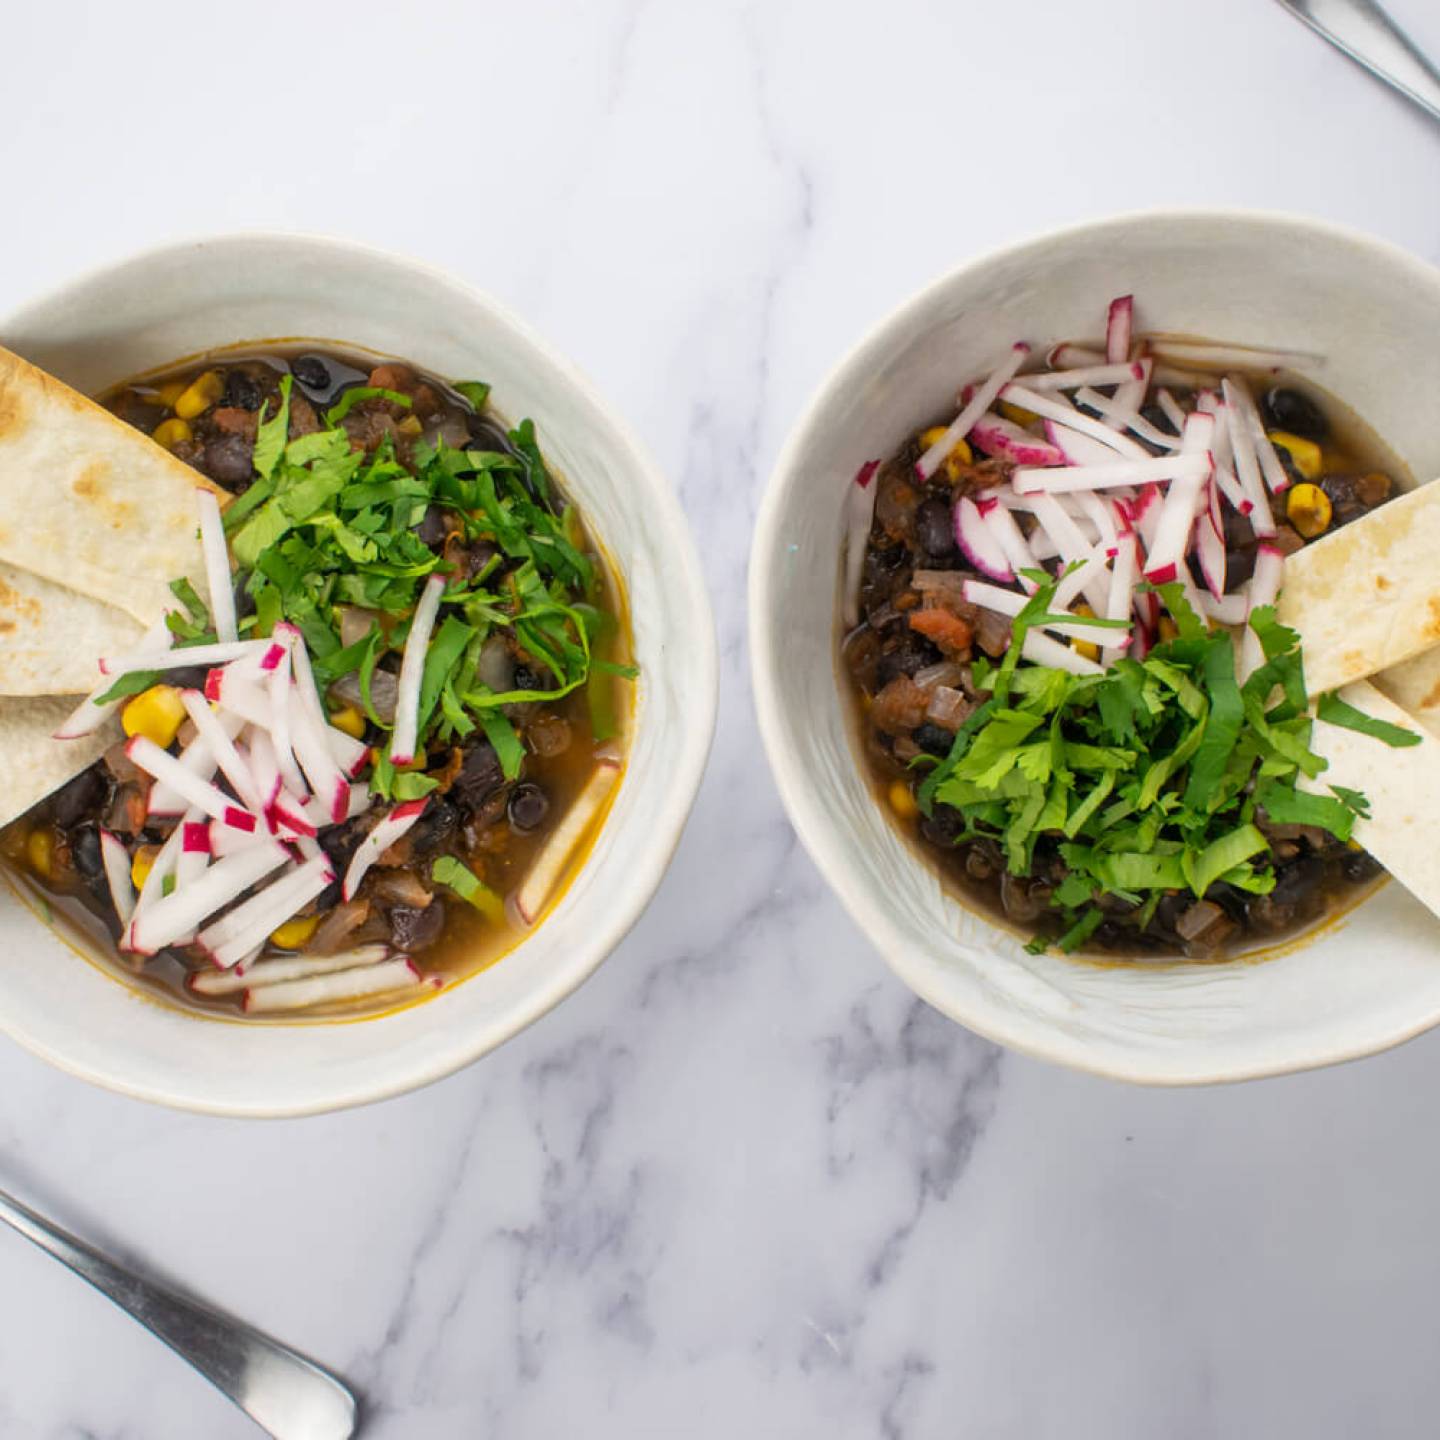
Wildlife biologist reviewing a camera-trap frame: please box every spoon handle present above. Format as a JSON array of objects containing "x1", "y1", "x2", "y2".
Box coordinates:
[
  {"x1": 1274, "y1": 0, "x2": 1440, "y2": 125},
  {"x1": 0, "y1": 1184, "x2": 356, "y2": 1440}
]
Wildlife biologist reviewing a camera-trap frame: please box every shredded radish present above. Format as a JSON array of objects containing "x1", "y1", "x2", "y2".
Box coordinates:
[
  {"x1": 390, "y1": 574, "x2": 446, "y2": 767},
  {"x1": 1103, "y1": 535, "x2": 1139, "y2": 666},
  {"x1": 342, "y1": 799, "x2": 430, "y2": 901},
  {"x1": 954, "y1": 498, "x2": 1014, "y2": 583},
  {"x1": 244, "y1": 957, "x2": 431, "y2": 1014},
  {"x1": 128, "y1": 842, "x2": 290, "y2": 955},
  {"x1": 1075, "y1": 493, "x2": 1119, "y2": 558},
  {"x1": 1146, "y1": 338, "x2": 1320, "y2": 371},
  {"x1": 998, "y1": 385, "x2": 1150, "y2": 459},
  {"x1": 969, "y1": 413, "x2": 1064, "y2": 467},
  {"x1": 978, "y1": 502, "x2": 1040, "y2": 593},
  {"x1": 962, "y1": 580, "x2": 1129, "y2": 646},
  {"x1": 842, "y1": 461, "x2": 881, "y2": 630},
  {"x1": 1026, "y1": 494, "x2": 1110, "y2": 612},
  {"x1": 98, "y1": 638, "x2": 266, "y2": 677},
  {"x1": 1069, "y1": 387, "x2": 1182, "y2": 450},
  {"x1": 54, "y1": 613, "x2": 176, "y2": 740},
  {"x1": 916, "y1": 343, "x2": 1030, "y2": 481},
  {"x1": 1105, "y1": 295, "x2": 1134, "y2": 364},
  {"x1": 127, "y1": 737, "x2": 256, "y2": 829},
  {"x1": 1221, "y1": 381, "x2": 1277, "y2": 536},
  {"x1": 282, "y1": 624, "x2": 350, "y2": 824},
  {"x1": 1014, "y1": 453, "x2": 1209, "y2": 496},
  {"x1": 178, "y1": 690, "x2": 264, "y2": 812},
  {"x1": 266, "y1": 641, "x2": 310, "y2": 800},
  {"x1": 1226, "y1": 374, "x2": 1291, "y2": 495},
  {"x1": 1022, "y1": 361, "x2": 1146, "y2": 392},
  {"x1": 148, "y1": 708, "x2": 245, "y2": 816},
  {"x1": 199, "y1": 854, "x2": 334, "y2": 970},
  {"x1": 1021, "y1": 631, "x2": 1104, "y2": 676},
  {"x1": 1199, "y1": 591, "x2": 1249, "y2": 626},
  {"x1": 1043, "y1": 419, "x2": 1130, "y2": 468},
  {"x1": 1240, "y1": 543, "x2": 1285, "y2": 679},
  {"x1": 190, "y1": 944, "x2": 392, "y2": 996},
  {"x1": 98, "y1": 830, "x2": 136, "y2": 926},
  {"x1": 1156, "y1": 389, "x2": 1187, "y2": 434},
  {"x1": 195, "y1": 489, "x2": 237, "y2": 644},
  {"x1": 1141, "y1": 413, "x2": 1215, "y2": 583}
]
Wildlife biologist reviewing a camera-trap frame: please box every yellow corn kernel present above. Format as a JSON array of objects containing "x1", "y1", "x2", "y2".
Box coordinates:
[
  {"x1": 152, "y1": 417, "x2": 193, "y2": 451},
  {"x1": 998, "y1": 399, "x2": 1040, "y2": 428},
  {"x1": 396, "y1": 414, "x2": 424, "y2": 438},
  {"x1": 25, "y1": 827, "x2": 54, "y2": 880},
  {"x1": 121, "y1": 685, "x2": 188, "y2": 748},
  {"x1": 1286, "y1": 482, "x2": 1332, "y2": 539},
  {"x1": 131, "y1": 844, "x2": 160, "y2": 891},
  {"x1": 888, "y1": 779, "x2": 919, "y2": 821},
  {"x1": 918, "y1": 426, "x2": 974, "y2": 482},
  {"x1": 1070, "y1": 602, "x2": 1101, "y2": 662},
  {"x1": 1158, "y1": 616, "x2": 1179, "y2": 642},
  {"x1": 173, "y1": 370, "x2": 224, "y2": 420},
  {"x1": 1268, "y1": 430, "x2": 1322, "y2": 482},
  {"x1": 270, "y1": 914, "x2": 320, "y2": 950},
  {"x1": 329, "y1": 705, "x2": 366, "y2": 739}
]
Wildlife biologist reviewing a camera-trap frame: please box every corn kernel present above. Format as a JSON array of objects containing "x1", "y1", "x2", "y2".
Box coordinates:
[
  {"x1": 1158, "y1": 616, "x2": 1180, "y2": 642},
  {"x1": 329, "y1": 705, "x2": 366, "y2": 739},
  {"x1": 396, "y1": 414, "x2": 423, "y2": 438},
  {"x1": 173, "y1": 370, "x2": 224, "y2": 420},
  {"x1": 888, "y1": 779, "x2": 919, "y2": 821},
  {"x1": 131, "y1": 844, "x2": 160, "y2": 891},
  {"x1": 1267, "y1": 430, "x2": 1323, "y2": 482},
  {"x1": 121, "y1": 685, "x2": 187, "y2": 748},
  {"x1": 1072, "y1": 638, "x2": 1100, "y2": 662},
  {"x1": 998, "y1": 399, "x2": 1040, "y2": 428},
  {"x1": 152, "y1": 418, "x2": 193, "y2": 451},
  {"x1": 918, "y1": 426, "x2": 974, "y2": 482},
  {"x1": 25, "y1": 827, "x2": 54, "y2": 880},
  {"x1": 1286, "y1": 482, "x2": 1332, "y2": 539},
  {"x1": 270, "y1": 914, "x2": 320, "y2": 950}
]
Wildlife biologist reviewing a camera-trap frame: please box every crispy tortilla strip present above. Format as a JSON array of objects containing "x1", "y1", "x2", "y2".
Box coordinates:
[
  {"x1": 1372, "y1": 647, "x2": 1440, "y2": 741},
  {"x1": 1305, "y1": 680, "x2": 1438, "y2": 920},
  {"x1": 0, "y1": 697, "x2": 118, "y2": 830},
  {"x1": 0, "y1": 345, "x2": 221, "y2": 625},
  {"x1": 1278, "y1": 483, "x2": 1440, "y2": 696},
  {"x1": 0, "y1": 561, "x2": 142, "y2": 696}
]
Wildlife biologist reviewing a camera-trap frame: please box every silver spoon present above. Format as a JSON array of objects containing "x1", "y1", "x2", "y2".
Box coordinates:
[
  {"x1": 0, "y1": 1183, "x2": 357, "y2": 1438},
  {"x1": 1273, "y1": 0, "x2": 1440, "y2": 126}
]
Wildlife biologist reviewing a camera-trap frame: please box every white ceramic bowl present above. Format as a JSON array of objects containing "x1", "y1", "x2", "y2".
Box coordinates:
[
  {"x1": 0, "y1": 234, "x2": 716, "y2": 1116},
  {"x1": 752, "y1": 210, "x2": 1440, "y2": 1085}
]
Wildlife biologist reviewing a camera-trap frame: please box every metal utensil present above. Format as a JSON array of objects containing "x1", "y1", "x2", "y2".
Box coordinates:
[
  {"x1": 0, "y1": 1184, "x2": 357, "y2": 1439},
  {"x1": 1273, "y1": 0, "x2": 1440, "y2": 126}
]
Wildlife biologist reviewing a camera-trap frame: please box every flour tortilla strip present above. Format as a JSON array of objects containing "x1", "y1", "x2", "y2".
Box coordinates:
[
  {"x1": 1277, "y1": 482, "x2": 1440, "y2": 697},
  {"x1": 1372, "y1": 647, "x2": 1440, "y2": 741},
  {"x1": 1305, "y1": 680, "x2": 1440, "y2": 921},
  {"x1": 0, "y1": 345, "x2": 222, "y2": 625},
  {"x1": 0, "y1": 561, "x2": 142, "y2": 696},
  {"x1": 0, "y1": 697, "x2": 118, "y2": 829}
]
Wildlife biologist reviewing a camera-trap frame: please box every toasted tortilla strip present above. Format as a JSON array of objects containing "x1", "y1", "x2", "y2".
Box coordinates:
[
  {"x1": 1278, "y1": 482, "x2": 1440, "y2": 696},
  {"x1": 1372, "y1": 647, "x2": 1440, "y2": 741},
  {"x1": 0, "y1": 345, "x2": 221, "y2": 625},
  {"x1": 0, "y1": 697, "x2": 118, "y2": 830},
  {"x1": 0, "y1": 561, "x2": 142, "y2": 696},
  {"x1": 1305, "y1": 680, "x2": 1439, "y2": 920}
]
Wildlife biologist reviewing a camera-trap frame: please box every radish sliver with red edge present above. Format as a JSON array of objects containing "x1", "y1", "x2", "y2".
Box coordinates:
[
  {"x1": 1222, "y1": 380, "x2": 1277, "y2": 535},
  {"x1": 127, "y1": 842, "x2": 290, "y2": 955},
  {"x1": 916, "y1": 343, "x2": 1030, "y2": 481},
  {"x1": 127, "y1": 736, "x2": 256, "y2": 830},
  {"x1": 342, "y1": 799, "x2": 431, "y2": 901},
  {"x1": 1105, "y1": 294, "x2": 1134, "y2": 364},
  {"x1": 190, "y1": 944, "x2": 392, "y2": 997},
  {"x1": 195, "y1": 489, "x2": 237, "y2": 644},
  {"x1": 953, "y1": 497, "x2": 1014, "y2": 582},
  {"x1": 390, "y1": 573, "x2": 446, "y2": 767},
  {"x1": 968, "y1": 413, "x2": 1064, "y2": 468},
  {"x1": 243, "y1": 956, "x2": 431, "y2": 1015},
  {"x1": 998, "y1": 384, "x2": 1150, "y2": 459},
  {"x1": 97, "y1": 637, "x2": 266, "y2": 678},
  {"x1": 978, "y1": 502, "x2": 1040, "y2": 592},
  {"x1": 267, "y1": 642, "x2": 309, "y2": 801},
  {"x1": 53, "y1": 612, "x2": 176, "y2": 741},
  {"x1": 278, "y1": 622, "x2": 350, "y2": 822},
  {"x1": 98, "y1": 830, "x2": 136, "y2": 926},
  {"x1": 1141, "y1": 412, "x2": 1215, "y2": 583},
  {"x1": 199, "y1": 854, "x2": 334, "y2": 970}
]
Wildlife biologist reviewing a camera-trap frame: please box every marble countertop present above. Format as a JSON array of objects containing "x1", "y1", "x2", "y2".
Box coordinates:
[{"x1": 5, "y1": 1, "x2": 1440, "y2": 1435}]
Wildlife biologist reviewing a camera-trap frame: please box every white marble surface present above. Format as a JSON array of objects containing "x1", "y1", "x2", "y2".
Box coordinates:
[{"x1": 4, "y1": 1, "x2": 1440, "y2": 1435}]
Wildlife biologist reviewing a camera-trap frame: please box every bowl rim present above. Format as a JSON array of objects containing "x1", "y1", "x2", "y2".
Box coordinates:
[
  {"x1": 749, "y1": 205, "x2": 1440, "y2": 1086},
  {"x1": 0, "y1": 229, "x2": 719, "y2": 1115}
]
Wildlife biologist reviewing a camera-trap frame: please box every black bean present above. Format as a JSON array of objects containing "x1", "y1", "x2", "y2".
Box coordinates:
[
  {"x1": 202, "y1": 434, "x2": 256, "y2": 488},
  {"x1": 70, "y1": 825, "x2": 104, "y2": 881},
  {"x1": 389, "y1": 901, "x2": 445, "y2": 952},
  {"x1": 876, "y1": 633, "x2": 940, "y2": 687},
  {"x1": 291, "y1": 355, "x2": 332, "y2": 393},
  {"x1": 915, "y1": 497, "x2": 956, "y2": 558},
  {"x1": 222, "y1": 371, "x2": 263, "y2": 410},
  {"x1": 512, "y1": 664, "x2": 551, "y2": 694},
  {"x1": 51, "y1": 767, "x2": 107, "y2": 828},
  {"x1": 1141, "y1": 402, "x2": 1179, "y2": 436},
  {"x1": 1343, "y1": 849, "x2": 1384, "y2": 884},
  {"x1": 508, "y1": 783, "x2": 549, "y2": 832},
  {"x1": 451, "y1": 742, "x2": 505, "y2": 813},
  {"x1": 413, "y1": 505, "x2": 447, "y2": 548},
  {"x1": 166, "y1": 665, "x2": 210, "y2": 692},
  {"x1": 921, "y1": 807, "x2": 963, "y2": 847},
  {"x1": 1262, "y1": 387, "x2": 1328, "y2": 442},
  {"x1": 409, "y1": 797, "x2": 459, "y2": 857},
  {"x1": 913, "y1": 723, "x2": 954, "y2": 757}
]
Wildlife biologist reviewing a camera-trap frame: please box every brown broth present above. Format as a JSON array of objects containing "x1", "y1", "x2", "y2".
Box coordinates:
[{"x1": 1, "y1": 344, "x2": 633, "y2": 1019}]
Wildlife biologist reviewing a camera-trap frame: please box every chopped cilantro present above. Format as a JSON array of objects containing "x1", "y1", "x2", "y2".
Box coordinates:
[{"x1": 1316, "y1": 693, "x2": 1423, "y2": 748}]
